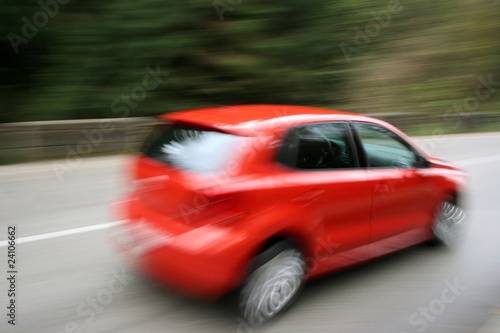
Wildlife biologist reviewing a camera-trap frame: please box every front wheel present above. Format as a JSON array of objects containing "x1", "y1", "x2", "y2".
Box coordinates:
[
  {"x1": 239, "y1": 242, "x2": 306, "y2": 327},
  {"x1": 431, "y1": 199, "x2": 466, "y2": 248}
]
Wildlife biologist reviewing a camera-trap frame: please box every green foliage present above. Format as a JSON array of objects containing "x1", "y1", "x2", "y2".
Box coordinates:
[{"x1": 0, "y1": 0, "x2": 499, "y2": 122}]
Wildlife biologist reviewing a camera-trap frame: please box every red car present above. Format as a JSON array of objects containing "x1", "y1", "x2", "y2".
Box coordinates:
[{"x1": 110, "y1": 105, "x2": 467, "y2": 326}]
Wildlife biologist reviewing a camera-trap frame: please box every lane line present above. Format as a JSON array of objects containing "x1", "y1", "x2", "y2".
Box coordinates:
[
  {"x1": 454, "y1": 155, "x2": 500, "y2": 167},
  {"x1": 0, "y1": 220, "x2": 125, "y2": 247},
  {"x1": 2, "y1": 153, "x2": 500, "y2": 247}
]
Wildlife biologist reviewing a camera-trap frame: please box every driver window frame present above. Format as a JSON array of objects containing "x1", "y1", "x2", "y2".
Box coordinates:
[
  {"x1": 275, "y1": 121, "x2": 361, "y2": 171},
  {"x1": 350, "y1": 121, "x2": 427, "y2": 169}
]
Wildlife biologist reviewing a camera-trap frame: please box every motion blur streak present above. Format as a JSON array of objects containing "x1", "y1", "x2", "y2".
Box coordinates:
[{"x1": 1, "y1": 133, "x2": 500, "y2": 332}]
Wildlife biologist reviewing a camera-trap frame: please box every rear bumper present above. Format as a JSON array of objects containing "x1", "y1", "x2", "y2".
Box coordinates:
[{"x1": 110, "y1": 217, "x2": 249, "y2": 299}]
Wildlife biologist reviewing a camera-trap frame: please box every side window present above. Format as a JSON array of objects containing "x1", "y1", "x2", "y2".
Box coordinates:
[
  {"x1": 353, "y1": 123, "x2": 417, "y2": 168},
  {"x1": 276, "y1": 122, "x2": 355, "y2": 170}
]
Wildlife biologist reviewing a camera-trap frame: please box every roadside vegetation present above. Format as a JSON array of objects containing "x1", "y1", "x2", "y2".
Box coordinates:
[{"x1": 1, "y1": 0, "x2": 499, "y2": 126}]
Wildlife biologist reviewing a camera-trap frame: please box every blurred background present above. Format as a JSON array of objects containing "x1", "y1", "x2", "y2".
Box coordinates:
[
  {"x1": 2, "y1": 0, "x2": 500, "y2": 164},
  {"x1": 1, "y1": 0, "x2": 499, "y2": 123},
  {"x1": 1, "y1": 1, "x2": 500, "y2": 333}
]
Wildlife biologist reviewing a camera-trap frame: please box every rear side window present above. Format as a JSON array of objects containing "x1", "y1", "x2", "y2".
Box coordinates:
[
  {"x1": 276, "y1": 122, "x2": 355, "y2": 170},
  {"x1": 142, "y1": 124, "x2": 243, "y2": 173}
]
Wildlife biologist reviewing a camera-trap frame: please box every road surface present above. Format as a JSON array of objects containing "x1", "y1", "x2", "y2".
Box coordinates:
[{"x1": 1, "y1": 132, "x2": 500, "y2": 333}]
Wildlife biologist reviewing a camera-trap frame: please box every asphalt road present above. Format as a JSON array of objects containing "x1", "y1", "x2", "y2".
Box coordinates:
[{"x1": 1, "y1": 132, "x2": 500, "y2": 333}]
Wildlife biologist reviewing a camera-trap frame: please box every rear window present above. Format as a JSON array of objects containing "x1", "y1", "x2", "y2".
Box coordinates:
[{"x1": 142, "y1": 123, "x2": 243, "y2": 173}]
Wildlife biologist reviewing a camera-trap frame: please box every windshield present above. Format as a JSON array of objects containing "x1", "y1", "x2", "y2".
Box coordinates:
[{"x1": 142, "y1": 124, "x2": 243, "y2": 173}]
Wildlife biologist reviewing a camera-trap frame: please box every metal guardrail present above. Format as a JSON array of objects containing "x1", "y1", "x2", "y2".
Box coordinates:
[
  {"x1": 370, "y1": 111, "x2": 500, "y2": 133},
  {"x1": 1, "y1": 112, "x2": 499, "y2": 165},
  {"x1": 0, "y1": 117, "x2": 157, "y2": 165}
]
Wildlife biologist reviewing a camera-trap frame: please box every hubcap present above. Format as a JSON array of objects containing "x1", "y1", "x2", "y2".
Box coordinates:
[
  {"x1": 241, "y1": 249, "x2": 305, "y2": 326},
  {"x1": 433, "y1": 202, "x2": 466, "y2": 247}
]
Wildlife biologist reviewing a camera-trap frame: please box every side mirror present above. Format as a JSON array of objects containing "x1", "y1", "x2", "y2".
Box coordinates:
[{"x1": 414, "y1": 155, "x2": 430, "y2": 168}]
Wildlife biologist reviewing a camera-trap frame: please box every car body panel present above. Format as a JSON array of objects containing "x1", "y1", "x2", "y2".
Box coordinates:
[{"x1": 110, "y1": 104, "x2": 467, "y2": 299}]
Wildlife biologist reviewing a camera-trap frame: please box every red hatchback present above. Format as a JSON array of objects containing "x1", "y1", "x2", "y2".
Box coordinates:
[{"x1": 111, "y1": 105, "x2": 467, "y2": 326}]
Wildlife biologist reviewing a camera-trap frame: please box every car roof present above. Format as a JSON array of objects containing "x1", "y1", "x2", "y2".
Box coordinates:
[{"x1": 158, "y1": 104, "x2": 381, "y2": 134}]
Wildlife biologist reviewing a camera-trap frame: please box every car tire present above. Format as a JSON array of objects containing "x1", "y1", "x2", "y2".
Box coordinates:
[
  {"x1": 431, "y1": 198, "x2": 466, "y2": 248},
  {"x1": 239, "y1": 241, "x2": 306, "y2": 327}
]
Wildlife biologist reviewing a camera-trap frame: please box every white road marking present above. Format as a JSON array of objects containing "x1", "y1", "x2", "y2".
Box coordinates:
[
  {"x1": 0, "y1": 220, "x2": 125, "y2": 247},
  {"x1": 455, "y1": 155, "x2": 500, "y2": 167}
]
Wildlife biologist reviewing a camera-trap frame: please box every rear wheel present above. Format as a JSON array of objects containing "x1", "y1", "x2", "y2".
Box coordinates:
[
  {"x1": 431, "y1": 199, "x2": 466, "y2": 248},
  {"x1": 239, "y1": 241, "x2": 306, "y2": 327}
]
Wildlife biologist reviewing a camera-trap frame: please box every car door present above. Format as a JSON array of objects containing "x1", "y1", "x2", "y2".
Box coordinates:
[
  {"x1": 352, "y1": 122, "x2": 430, "y2": 243},
  {"x1": 275, "y1": 122, "x2": 372, "y2": 258}
]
